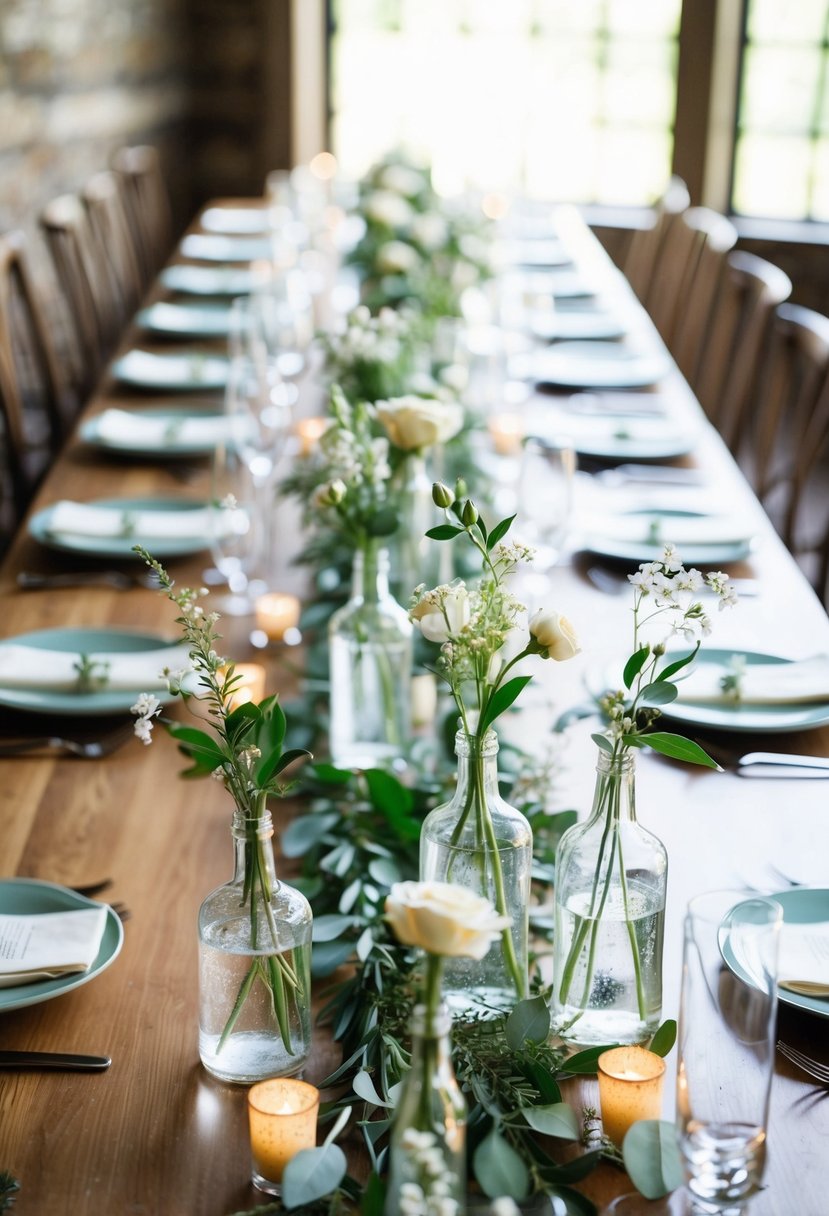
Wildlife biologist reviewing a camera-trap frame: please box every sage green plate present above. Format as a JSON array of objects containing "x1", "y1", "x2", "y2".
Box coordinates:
[
  {"x1": 29, "y1": 497, "x2": 212, "y2": 559},
  {"x1": 112, "y1": 350, "x2": 229, "y2": 392},
  {"x1": 160, "y1": 264, "x2": 256, "y2": 296},
  {"x1": 136, "y1": 301, "x2": 233, "y2": 339},
  {"x1": 0, "y1": 627, "x2": 182, "y2": 716},
  {"x1": 0, "y1": 879, "x2": 123, "y2": 1012},
  {"x1": 80, "y1": 407, "x2": 226, "y2": 458},
  {"x1": 721, "y1": 888, "x2": 829, "y2": 1019},
  {"x1": 200, "y1": 206, "x2": 268, "y2": 234},
  {"x1": 179, "y1": 233, "x2": 272, "y2": 262}
]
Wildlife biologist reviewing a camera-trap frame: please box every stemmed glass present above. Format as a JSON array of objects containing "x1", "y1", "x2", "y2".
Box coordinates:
[
  {"x1": 253, "y1": 274, "x2": 314, "y2": 408},
  {"x1": 208, "y1": 437, "x2": 265, "y2": 616},
  {"x1": 512, "y1": 438, "x2": 576, "y2": 610}
]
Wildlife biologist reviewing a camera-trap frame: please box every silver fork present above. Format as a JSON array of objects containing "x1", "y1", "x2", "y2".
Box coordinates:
[
  {"x1": 777, "y1": 1041, "x2": 829, "y2": 1085},
  {"x1": 0, "y1": 724, "x2": 135, "y2": 759}
]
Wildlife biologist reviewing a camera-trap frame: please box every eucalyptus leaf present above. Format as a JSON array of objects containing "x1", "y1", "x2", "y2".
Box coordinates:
[
  {"x1": 522, "y1": 1101, "x2": 581, "y2": 1140},
  {"x1": 353, "y1": 1069, "x2": 393, "y2": 1108},
  {"x1": 649, "y1": 1019, "x2": 677, "y2": 1057},
  {"x1": 623, "y1": 645, "x2": 650, "y2": 689},
  {"x1": 281, "y1": 812, "x2": 340, "y2": 858},
  {"x1": 506, "y1": 995, "x2": 551, "y2": 1049},
  {"x1": 281, "y1": 1143, "x2": 347, "y2": 1209},
  {"x1": 367, "y1": 857, "x2": 402, "y2": 888},
  {"x1": 322, "y1": 1104, "x2": 352, "y2": 1148},
  {"x1": 644, "y1": 732, "x2": 720, "y2": 768},
  {"x1": 520, "y1": 1058, "x2": 561, "y2": 1105},
  {"x1": 638, "y1": 681, "x2": 679, "y2": 707},
  {"x1": 312, "y1": 914, "x2": 356, "y2": 943},
  {"x1": 310, "y1": 939, "x2": 355, "y2": 977},
  {"x1": 558, "y1": 1044, "x2": 617, "y2": 1075},
  {"x1": 622, "y1": 1119, "x2": 684, "y2": 1199},
  {"x1": 473, "y1": 1128, "x2": 530, "y2": 1200}
]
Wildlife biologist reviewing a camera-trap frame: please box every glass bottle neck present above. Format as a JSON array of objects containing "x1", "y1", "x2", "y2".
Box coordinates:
[
  {"x1": 408, "y1": 1003, "x2": 455, "y2": 1074},
  {"x1": 590, "y1": 748, "x2": 637, "y2": 824},
  {"x1": 231, "y1": 809, "x2": 278, "y2": 886},
  {"x1": 352, "y1": 541, "x2": 391, "y2": 604},
  {"x1": 453, "y1": 728, "x2": 500, "y2": 803}
]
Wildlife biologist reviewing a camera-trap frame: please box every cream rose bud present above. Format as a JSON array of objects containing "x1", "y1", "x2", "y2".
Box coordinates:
[
  {"x1": 529, "y1": 608, "x2": 580, "y2": 660},
  {"x1": 385, "y1": 881, "x2": 511, "y2": 960},
  {"x1": 410, "y1": 212, "x2": 449, "y2": 251},
  {"x1": 379, "y1": 164, "x2": 426, "y2": 198},
  {"x1": 376, "y1": 395, "x2": 464, "y2": 451},
  {"x1": 364, "y1": 189, "x2": 414, "y2": 228},
  {"x1": 376, "y1": 240, "x2": 420, "y2": 274},
  {"x1": 410, "y1": 583, "x2": 470, "y2": 643}
]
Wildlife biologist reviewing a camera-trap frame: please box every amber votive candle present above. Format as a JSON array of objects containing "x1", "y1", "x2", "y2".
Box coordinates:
[
  {"x1": 221, "y1": 663, "x2": 266, "y2": 709},
  {"x1": 296, "y1": 416, "x2": 329, "y2": 457},
  {"x1": 597, "y1": 1045, "x2": 665, "y2": 1148},
  {"x1": 254, "y1": 593, "x2": 302, "y2": 643},
  {"x1": 487, "y1": 412, "x2": 524, "y2": 457},
  {"x1": 248, "y1": 1078, "x2": 320, "y2": 1195}
]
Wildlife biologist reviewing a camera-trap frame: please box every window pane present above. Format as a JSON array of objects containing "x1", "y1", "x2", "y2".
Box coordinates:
[
  {"x1": 733, "y1": 134, "x2": 812, "y2": 218},
  {"x1": 812, "y1": 138, "x2": 829, "y2": 218},
  {"x1": 748, "y1": 0, "x2": 827, "y2": 43},
  {"x1": 741, "y1": 47, "x2": 822, "y2": 132},
  {"x1": 330, "y1": 0, "x2": 680, "y2": 205}
]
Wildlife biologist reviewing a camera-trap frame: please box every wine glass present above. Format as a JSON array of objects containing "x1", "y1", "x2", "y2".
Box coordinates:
[
  {"x1": 208, "y1": 438, "x2": 266, "y2": 616},
  {"x1": 253, "y1": 273, "x2": 314, "y2": 407},
  {"x1": 675, "y1": 890, "x2": 782, "y2": 1215},
  {"x1": 510, "y1": 438, "x2": 576, "y2": 610}
]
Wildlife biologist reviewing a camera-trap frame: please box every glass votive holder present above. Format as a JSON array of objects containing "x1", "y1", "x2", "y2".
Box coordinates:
[
  {"x1": 248, "y1": 1078, "x2": 320, "y2": 1195},
  {"x1": 295, "y1": 416, "x2": 329, "y2": 457},
  {"x1": 597, "y1": 1045, "x2": 665, "y2": 1149},
  {"x1": 251, "y1": 592, "x2": 302, "y2": 649},
  {"x1": 215, "y1": 663, "x2": 266, "y2": 710}
]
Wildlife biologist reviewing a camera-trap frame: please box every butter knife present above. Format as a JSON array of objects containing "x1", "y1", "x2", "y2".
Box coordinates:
[
  {"x1": 779, "y1": 980, "x2": 829, "y2": 999},
  {"x1": 736, "y1": 753, "x2": 829, "y2": 778},
  {"x1": 0, "y1": 1051, "x2": 111, "y2": 1070}
]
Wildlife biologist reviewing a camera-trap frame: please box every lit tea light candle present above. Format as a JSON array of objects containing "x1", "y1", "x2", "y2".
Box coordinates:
[
  {"x1": 220, "y1": 663, "x2": 266, "y2": 709},
  {"x1": 248, "y1": 1078, "x2": 320, "y2": 1195},
  {"x1": 254, "y1": 592, "x2": 302, "y2": 645},
  {"x1": 487, "y1": 412, "x2": 524, "y2": 457},
  {"x1": 411, "y1": 672, "x2": 438, "y2": 728},
  {"x1": 597, "y1": 1045, "x2": 666, "y2": 1149},
  {"x1": 296, "y1": 416, "x2": 329, "y2": 457}
]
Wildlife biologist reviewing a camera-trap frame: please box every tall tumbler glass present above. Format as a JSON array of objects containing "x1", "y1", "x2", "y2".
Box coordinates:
[{"x1": 676, "y1": 890, "x2": 782, "y2": 1215}]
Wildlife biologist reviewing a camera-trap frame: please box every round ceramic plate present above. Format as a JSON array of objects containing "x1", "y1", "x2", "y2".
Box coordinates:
[
  {"x1": 0, "y1": 879, "x2": 123, "y2": 1012},
  {"x1": 534, "y1": 341, "x2": 671, "y2": 390},
  {"x1": 179, "y1": 233, "x2": 272, "y2": 263},
  {"x1": 29, "y1": 497, "x2": 213, "y2": 559},
  {"x1": 136, "y1": 301, "x2": 232, "y2": 339},
  {"x1": 507, "y1": 239, "x2": 573, "y2": 268},
  {"x1": 200, "y1": 206, "x2": 268, "y2": 234},
  {"x1": 0, "y1": 627, "x2": 183, "y2": 716},
  {"x1": 721, "y1": 888, "x2": 829, "y2": 1020},
  {"x1": 530, "y1": 310, "x2": 628, "y2": 342},
  {"x1": 112, "y1": 350, "x2": 229, "y2": 392},
  {"x1": 160, "y1": 264, "x2": 256, "y2": 296},
  {"x1": 80, "y1": 408, "x2": 227, "y2": 458},
  {"x1": 582, "y1": 509, "x2": 755, "y2": 567}
]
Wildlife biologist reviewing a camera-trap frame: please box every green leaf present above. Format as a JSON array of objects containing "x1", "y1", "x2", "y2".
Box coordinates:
[
  {"x1": 523, "y1": 1102, "x2": 581, "y2": 1140},
  {"x1": 658, "y1": 643, "x2": 700, "y2": 683},
  {"x1": 281, "y1": 812, "x2": 339, "y2": 857},
  {"x1": 622, "y1": 1120, "x2": 684, "y2": 1200},
  {"x1": 506, "y1": 995, "x2": 551, "y2": 1049},
  {"x1": 591, "y1": 731, "x2": 614, "y2": 754},
  {"x1": 312, "y1": 914, "x2": 356, "y2": 942},
  {"x1": 649, "y1": 1019, "x2": 677, "y2": 1057},
  {"x1": 366, "y1": 506, "x2": 399, "y2": 537},
  {"x1": 353, "y1": 1069, "x2": 393, "y2": 1108},
  {"x1": 281, "y1": 1143, "x2": 347, "y2": 1209},
  {"x1": 623, "y1": 645, "x2": 650, "y2": 689},
  {"x1": 311, "y1": 940, "x2": 355, "y2": 977},
  {"x1": 638, "y1": 681, "x2": 678, "y2": 706},
  {"x1": 254, "y1": 695, "x2": 287, "y2": 754},
  {"x1": 360, "y1": 1172, "x2": 386, "y2": 1216},
  {"x1": 479, "y1": 674, "x2": 532, "y2": 734},
  {"x1": 520, "y1": 1059, "x2": 561, "y2": 1104},
  {"x1": 473, "y1": 1128, "x2": 530, "y2": 1200},
  {"x1": 363, "y1": 770, "x2": 420, "y2": 842},
  {"x1": 558, "y1": 1044, "x2": 617, "y2": 1075},
  {"x1": 644, "y1": 732, "x2": 720, "y2": 769},
  {"x1": 268, "y1": 747, "x2": 312, "y2": 778},
  {"x1": 166, "y1": 723, "x2": 225, "y2": 770},
  {"x1": 309, "y1": 762, "x2": 354, "y2": 786},
  {"x1": 367, "y1": 857, "x2": 402, "y2": 888},
  {"x1": 486, "y1": 513, "x2": 516, "y2": 550},
  {"x1": 425, "y1": 524, "x2": 462, "y2": 540}
]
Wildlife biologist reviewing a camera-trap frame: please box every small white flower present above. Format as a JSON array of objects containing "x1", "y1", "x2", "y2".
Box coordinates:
[
  {"x1": 411, "y1": 582, "x2": 471, "y2": 643},
  {"x1": 134, "y1": 716, "x2": 155, "y2": 746},
  {"x1": 376, "y1": 240, "x2": 420, "y2": 274},
  {"x1": 364, "y1": 189, "x2": 414, "y2": 228},
  {"x1": 130, "y1": 692, "x2": 161, "y2": 718}
]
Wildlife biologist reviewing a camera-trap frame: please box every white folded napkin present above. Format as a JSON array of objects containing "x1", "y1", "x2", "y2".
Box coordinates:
[
  {"x1": 0, "y1": 907, "x2": 108, "y2": 987},
  {"x1": 94, "y1": 409, "x2": 234, "y2": 448},
  {"x1": 0, "y1": 641, "x2": 192, "y2": 691},
  {"x1": 114, "y1": 350, "x2": 228, "y2": 387},
  {"x1": 675, "y1": 655, "x2": 829, "y2": 705},
  {"x1": 779, "y1": 920, "x2": 829, "y2": 988},
  {"x1": 581, "y1": 511, "x2": 754, "y2": 548},
  {"x1": 47, "y1": 499, "x2": 239, "y2": 542}
]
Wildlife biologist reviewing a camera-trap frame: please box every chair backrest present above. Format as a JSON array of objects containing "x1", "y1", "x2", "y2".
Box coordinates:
[
  {"x1": 694, "y1": 250, "x2": 792, "y2": 443},
  {"x1": 82, "y1": 170, "x2": 144, "y2": 323},
  {"x1": 669, "y1": 207, "x2": 739, "y2": 383},
  {"x1": 40, "y1": 193, "x2": 110, "y2": 388},
  {"x1": 623, "y1": 176, "x2": 690, "y2": 304},
  {"x1": 111, "y1": 145, "x2": 173, "y2": 289}
]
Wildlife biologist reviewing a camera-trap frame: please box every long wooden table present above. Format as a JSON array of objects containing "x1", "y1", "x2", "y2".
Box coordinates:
[{"x1": 0, "y1": 203, "x2": 827, "y2": 1216}]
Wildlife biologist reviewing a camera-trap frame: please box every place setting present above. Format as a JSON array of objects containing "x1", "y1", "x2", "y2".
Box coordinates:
[
  {"x1": 111, "y1": 348, "x2": 230, "y2": 393},
  {"x1": 79, "y1": 404, "x2": 237, "y2": 458},
  {"x1": 178, "y1": 232, "x2": 274, "y2": 263},
  {"x1": 135, "y1": 299, "x2": 234, "y2": 340}
]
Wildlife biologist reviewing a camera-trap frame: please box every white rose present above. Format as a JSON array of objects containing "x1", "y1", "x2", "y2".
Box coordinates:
[
  {"x1": 529, "y1": 608, "x2": 580, "y2": 661},
  {"x1": 379, "y1": 164, "x2": 426, "y2": 198},
  {"x1": 385, "y1": 881, "x2": 511, "y2": 959},
  {"x1": 410, "y1": 583, "x2": 470, "y2": 643},
  {"x1": 410, "y1": 212, "x2": 449, "y2": 251},
  {"x1": 364, "y1": 189, "x2": 413, "y2": 228},
  {"x1": 376, "y1": 395, "x2": 464, "y2": 451},
  {"x1": 376, "y1": 240, "x2": 420, "y2": 274}
]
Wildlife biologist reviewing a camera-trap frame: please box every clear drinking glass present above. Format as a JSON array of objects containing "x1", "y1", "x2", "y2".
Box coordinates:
[
  {"x1": 676, "y1": 890, "x2": 782, "y2": 1215},
  {"x1": 209, "y1": 438, "x2": 264, "y2": 615}
]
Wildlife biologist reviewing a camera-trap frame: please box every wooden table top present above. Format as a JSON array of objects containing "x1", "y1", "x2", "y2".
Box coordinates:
[{"x1": 0, "y1": 202, "x2": 827, "y2": 1216}]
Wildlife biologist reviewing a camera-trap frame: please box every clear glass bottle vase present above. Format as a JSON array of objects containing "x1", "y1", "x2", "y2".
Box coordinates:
[
  {"x1": 328, "y1": 540, "x2": 413, "y2": 769},
  {"x1": 551, "y1": 748, "x2": 667, "y2": 1047},
  {"x1": 419, "y1": 729, "x2": 532, "y2": 1017},
  {"x1": 384, "y1": 1002, "x2": 467, "y2": 1216},
  {"x1": 198, "y1": 808, "x2": 312, "y2": 1083}
]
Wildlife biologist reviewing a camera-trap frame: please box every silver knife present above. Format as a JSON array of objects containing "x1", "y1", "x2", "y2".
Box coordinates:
[
  {"x1": 0, "y1": 1050, "x2": 111, "y2": 1070},
  {"x1": 736, "y1": 752, "x2": 829, "y2": 778}
]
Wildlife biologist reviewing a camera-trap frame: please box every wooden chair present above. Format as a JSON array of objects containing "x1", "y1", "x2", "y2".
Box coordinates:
[
  {"x1": 668, "y1": 208, "x2": 738, "y2": 382},
  {"x1": 82, "y1": 170, "x2": 144, "y2": 324},
  {"x1": 40, "y1": 193, "x2": 112, "y2": 390},
  {"x1": 693, "y1": 251, "x2": 792, "y2": 445},
  {"x1": 112, "y1": 145, "x2": 173, "y2": 289},
  {"x1": 623, "y1": 177, "x2": 690, "y2": 306}
]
